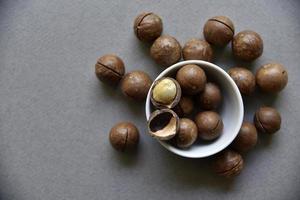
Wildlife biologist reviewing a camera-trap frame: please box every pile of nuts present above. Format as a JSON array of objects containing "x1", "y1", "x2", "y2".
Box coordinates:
[
  {"x1": 95, "y1": 12, "x2": 288, "y2": 178},
  {"x1": 148, "y1": 66, "x2": 224, "y2": 148}
]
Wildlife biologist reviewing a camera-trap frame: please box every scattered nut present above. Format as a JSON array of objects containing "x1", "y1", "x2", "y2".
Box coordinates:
[
  {"x1": 256, "y1": 63, "x2": 288, "y2": 93},
  {"x1": 121, "y1": 70, "x2": 152, "y2": 101},
  {"x1": 232, "y1": 30, "x2": 263, "y2": 61},
  {"x1": 212, "y1": 150, "x2": 244, "y2": 178},
  {"x1": 228, "y1": 67, "x2": 256, "y2": 95},
  {"x1": 109, "y1": 122, "x2": 139, "y2": 152},
  {"x1": 134, "y1": 12, "x2": 163, "y2": 42},
  {"x1": 231, "y1": 122, "x2": 258, "y2": 152},
  {"x1": 95, "y1": 54, "x2": 125, "y2": 85},
  {"x1": 203, "y1": 16, "x2": 235, "y2": 46},
  {"x1": 254, "y1": 106, "x2": 281, "y2": 134},
  {"x1": 182, "y1": 38, "x2": 213, "y2": 61},
  {"x1": 150, "y1": 35, "x2": 182, "y2": 67}
]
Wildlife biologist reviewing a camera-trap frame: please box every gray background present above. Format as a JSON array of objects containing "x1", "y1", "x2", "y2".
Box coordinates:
[{"x1": 0, "y1": 0, "x2": 300, "y2": 199}]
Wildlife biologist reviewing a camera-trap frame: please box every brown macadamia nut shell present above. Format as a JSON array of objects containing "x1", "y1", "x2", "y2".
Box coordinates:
[
  {"x1": 256, "y1": 63, "x2": 288, "y2": 93},
  {"x1": 182, "y1": 39, "x2": 213, "y2": 61},
  {"x1": 228, "y1": 67, "x2": 256, "y2": 95},
  {"x1": 231, "y1": 122, "x2": 258, "y2": 152},
  {"x1": 121, "y1": 71, "x2": 152, "y2": 101},
  {"x1": 95, "y1": 54, "x2": 125, "y2": 85},
  {"x1": 232, "y1": 30, "x2": 263, "y2": 61},
  {"x1": 176, "y1": 64, "x2": 207, "y2": 95},
  {"x1": 203, "y1": 16, "x2": 234, "y2": 46},
  {"x1": 195, "y1": 111, "x2": 223, "y2": 140},
  {"x1": 134, "y1": 12, "x2": 163, "y2": 42},
  {"x1": 109, "y1": 122, "x2": 139, "y2": 151},
  {"x1": 212, "y1": 150, "x2": 244, "y2": 178},
  {"x1": 173, "y1": 96, "x2": 194, "y2": 117},
  {"x1": 148, "y1": 109, "x2": 179, "y2": 140},
  {"x1": 197, "y1": 82, "x2": 222, "y2": 110},
  {"x1": 175, "y1": 118, "x2": 198, "y2": 148},
  {"x1": 150, "y1": 35, "x2": 182, "y2": 67},
  {"x1": 254, "y1": 107, "x2": 281, "y2": 134}
]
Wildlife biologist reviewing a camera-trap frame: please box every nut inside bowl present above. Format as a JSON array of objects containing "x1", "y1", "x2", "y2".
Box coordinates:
[
  {"x1": 148, "y1": 109, "x2": 179, "y2": 140},
  {"x1": 145, "y1": 60, "x2": 244, "y2": 158}
]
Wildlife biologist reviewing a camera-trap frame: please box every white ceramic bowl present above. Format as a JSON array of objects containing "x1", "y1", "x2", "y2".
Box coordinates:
[{"x1": 145, "y1": 60, "x2": 244, "y2": 158}]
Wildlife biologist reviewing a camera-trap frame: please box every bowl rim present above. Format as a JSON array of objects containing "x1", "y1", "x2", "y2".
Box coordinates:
[{"x1": 145, "y1": 60, "x2": 244, "y2": 158}]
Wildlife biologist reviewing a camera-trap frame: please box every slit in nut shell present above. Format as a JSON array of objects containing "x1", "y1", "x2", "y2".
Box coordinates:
[
  {"x1": 148, "y1": 109, "x2": 179, "y2": 140},
  {"x1": 212, "y1": 150, "x2": 244, "y2": 178}
]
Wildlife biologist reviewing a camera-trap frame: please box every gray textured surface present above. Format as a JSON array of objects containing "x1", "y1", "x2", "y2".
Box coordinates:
[{"x1": 0, "y1": 0, "x2": 300, "y2": 199}]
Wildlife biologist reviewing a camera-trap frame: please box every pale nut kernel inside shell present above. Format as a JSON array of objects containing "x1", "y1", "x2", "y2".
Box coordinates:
[
  {"x1": 152, "y1": 78, "x2": 177, "y2": 104},
  {"x1": 148, "y1": 109, "x2": 179, "y2": 140},
  {"x1": 151, "y1": 78, "x2": 181, "y2": 109}
]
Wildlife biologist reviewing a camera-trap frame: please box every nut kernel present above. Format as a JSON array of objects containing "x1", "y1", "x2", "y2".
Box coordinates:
[{"x1": 152, "y1": 78, "x2": 177, "y2": 104}]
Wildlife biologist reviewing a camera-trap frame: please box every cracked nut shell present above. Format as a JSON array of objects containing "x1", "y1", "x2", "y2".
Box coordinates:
[
  {"x1": 203, "y1": 16, "x2": 235, "y2": 46},
  {"x1": 182, "y1": 38, "x2": 213, "y2": 61},
  {"x1": 150, "y1": 35, "x2": 181, "y2": 67},
  {"x1": 151, "y1": 77, "x2": 181, "y2": 109},
  {"x1": 228, "y1": 67, "x2": 256, "y2": 95},
  {"x1": 134, "y1": 12, "x2": 163, "y2": 42},
  {"x1": 231, "y1": 122, "x2": 257, "y2": 152},
  {"x1": 121, "y1": 70, "x2": 152, "y2": 101},
  {"x1": 176, "y1": 64, "x2": 207, "y2": 95},
  {"x1": 256, "y1": 63, "x2": 288, "y2": 93},
  {"x1": 232, "y1": 30, "x2": 263, "y2": 61},
  {"x1": 195, "y1": 111, "x2": 223, "y2": 140},
  {"x1": 175, "y1": 118, "x2": 198, "y2": 148},
  {"x1": 95, "y1": 54, "x2": 125, "y2": 85},
  {"x1": 173, "y1": 96, "x2": 194, "y2": 117},
  {"x1": 254, "y1": 107, "x2": 281, "y2": 134},
  {"x1": 148, "y1": 109, "x2": 179, "y2": 140},
  {"x1": 212, "y1": 150, "x2": 244, "y2": 178},
  {"x1": 197, "y1": 82, "x2": 222, "y2": 110},
  {"x1": 109, "y1": 122, "x2": 139, "y2": 152}
]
